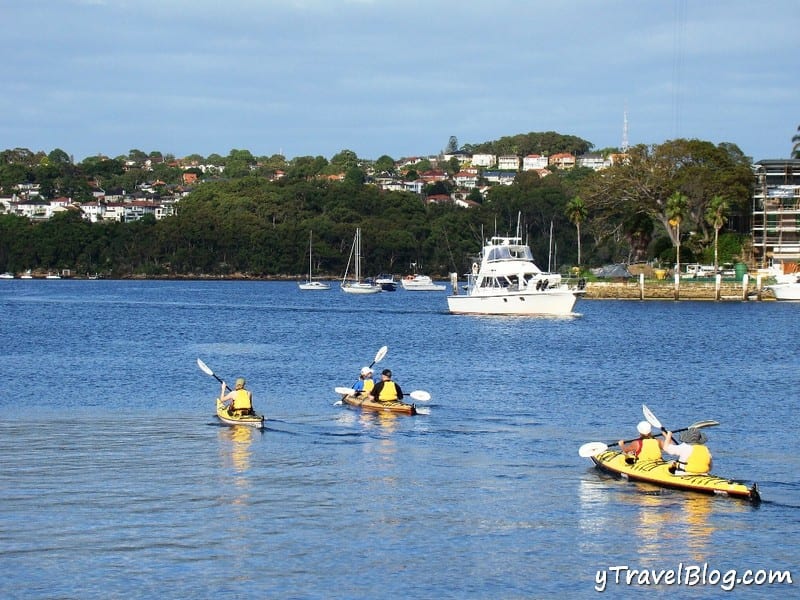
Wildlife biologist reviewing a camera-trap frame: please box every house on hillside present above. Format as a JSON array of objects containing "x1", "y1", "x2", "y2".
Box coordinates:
[
  {"x1": 471, "y1": 153, "x2": 496, "y2": 168},
  {"x1": 577, "y1": 153, "x2": 611, "y2": 170},
  {"x1": 549, "y1": 153, "x2": 576, "y2": 169},
  {"x1": 522, "y1": 154, "x2": 548, "y2": 171},
  {"x1": 497, "y1": 156, "x2": 520, "y2": 170},
  {"x1": 453, "y1": 171, "x2": 479, "y2": 189}
]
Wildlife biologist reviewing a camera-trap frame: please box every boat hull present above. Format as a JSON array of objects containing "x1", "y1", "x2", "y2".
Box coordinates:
[
  {"x1": 401, "y1": 276, "x2": 446, "y2": 291},
  {"x1": 447, "y1": 288, "x2": 582, "y2": 316},
  {"x1": 298, "y1": 281, "x2": 331, "y2": 291},
  {"x1": 590, "y1": 450, "x2": 759, "y2": 502},
  {"x1": 341, "y1": 394, "x2": 417, "y2": 415},
  {"x1": 216, "y1": 398, "x2": 265, "y2": 428},
  {"x1": 766, "y1": 282, "x2": 800, "y2": 301},
  {"x1": 341, "y1": 282, "x2": 382, "y2": 294}
]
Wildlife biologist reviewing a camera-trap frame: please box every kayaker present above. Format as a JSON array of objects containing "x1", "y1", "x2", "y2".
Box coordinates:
[
  {"x1": 663, "y1": 428, "x2": 713, "y2": 475},
  {"x1": 352, "y1": 366, "x2": 375, "y2": 397},
  {"x1": 618, "y1": 421, "x2": 663, "y2": 461},
  {"x1": 220, "y1": 378, "x2": 255, "y2": 416},
  {"x1": 369, "y1": 368, "x2": 404, "y2": 403}
]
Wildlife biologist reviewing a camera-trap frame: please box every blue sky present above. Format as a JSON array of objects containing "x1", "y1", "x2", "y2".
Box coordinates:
[{"x1": 2, "y1": 0, "x2": 798, "y2": 163}]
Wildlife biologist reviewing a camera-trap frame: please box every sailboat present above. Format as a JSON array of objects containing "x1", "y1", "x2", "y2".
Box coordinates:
[
  {"x1": 341, "y1": 228, "x2": 381, "y2": 294},
  {"x1": 298, "y1": 231, "x2": 331, "y2": 291}
]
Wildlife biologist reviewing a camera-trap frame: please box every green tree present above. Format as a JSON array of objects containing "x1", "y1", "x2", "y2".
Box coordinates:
[
  {"x1": 564, "y1": 195, "x2": 587, "y2": 266},
  {"x1": 578, "y1": 139, "x2": 751, "y2": 264},
  {"x1": 374, "y1": 155, "x2": 395, "y2": 175},
  {"x1": 704, "y1": 195, "x2": 729, "y2": 273},
  {"x1": 329, "y1": 149, "x2": 359, "y2": 173},
  {"x1": 666, "y1": 192, "x2": 688, "y2": 274}
]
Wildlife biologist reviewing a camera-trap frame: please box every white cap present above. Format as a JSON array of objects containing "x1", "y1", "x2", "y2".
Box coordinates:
[
  {"x1": 360, "y1": 366, "x2": 372, "y2": 376},
  {"x1": 637, "y1": 421, "x2": 652, "y2": 435}
]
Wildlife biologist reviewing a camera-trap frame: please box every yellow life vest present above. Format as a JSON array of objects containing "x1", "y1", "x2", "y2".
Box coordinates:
[
  {"x1": 231, "y1": 389, "x2": 252, "y2": 411},
  {"x1": 376, "y1": 381, "x2": 399, "y2": 401},
  {"x1": 684, "y1": 444, "x2": 712, "y2": 473},
  {"x1": 363, "y1": 379, "x2": 374, "y2": 394},
  {"x1": 638, "y1": 437, "x2": 662, "y2": 461}
]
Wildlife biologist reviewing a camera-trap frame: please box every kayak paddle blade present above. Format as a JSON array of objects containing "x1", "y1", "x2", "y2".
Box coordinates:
[{"x1": 579, "y1": 442, "x2": 608, "y2": 458}]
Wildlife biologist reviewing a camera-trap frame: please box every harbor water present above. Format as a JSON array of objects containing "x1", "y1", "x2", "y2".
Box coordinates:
[{"x1": 0, "y1": 280, "x2": 797, "y2": 598}]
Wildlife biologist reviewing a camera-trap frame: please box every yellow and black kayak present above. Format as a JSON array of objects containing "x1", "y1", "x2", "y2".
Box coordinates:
[
  {"x1": 216, "y1": 398, "x2": 265, "y2": 429},
  {"x1": 342, "y1": 393, "x2": 417, "y2": 416},
  {"x1": 590, "y1": 450, "x2": 759, "y2": 503}
]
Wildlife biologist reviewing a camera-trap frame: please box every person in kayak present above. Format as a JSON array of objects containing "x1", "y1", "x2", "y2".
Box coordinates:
[
  {"x1": 663, "y1": 428, "x2": 713, "y2": 475},
  {"x1": 220, "y1": 378, "x2": 255, "y2": 416},
  {"x1": 618, "y1": 421, "x2": 663, "y2": 461},
  {"x1": 352, "y1": 366, "x2": 375, "y2": 397},
  {"x1": 369, "y1": 368, "x2": 404, "y2": 403}
]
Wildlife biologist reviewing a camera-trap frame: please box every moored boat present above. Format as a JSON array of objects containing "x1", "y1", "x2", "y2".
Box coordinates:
[
  {"x1": 298, "y1": 280, "x2": 331, "y2": 291},
  {"x1": 298, "y1": 230, "x2": 331, "y2": 291},
  {"x1": 215, "y1": 397, "x2": 265, "y2": 428},
  {"x1": 765, "y1": 273, "x2": 800, "y2": 301},
  {"x1": 341, "y1": 228, "x2": 381, "y2": 294},
  {"x1": 400, "y1": 274, "x2": 446, "y2": 291},
  {"x1": 589, "y1": 449, "x2": 759, "y2": 502},
  {"x1": 447, "y1": 234, "x2": 585, "y2": 316},
  {"x1": 341, "y1": 393, "x2": 417, "y2": 415},
  {"x1": 374, "y1": 274, "x2": 397, "y2": 291}
]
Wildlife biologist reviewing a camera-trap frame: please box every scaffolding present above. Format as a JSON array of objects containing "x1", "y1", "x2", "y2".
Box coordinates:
[{"x1": 751, "y1": 160, "x2": 800, "y2": 269}]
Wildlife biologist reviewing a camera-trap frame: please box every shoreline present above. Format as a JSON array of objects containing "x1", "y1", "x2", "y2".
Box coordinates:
[{"x1": 5, "y1": 274, "x2": 779, "y2": 301}]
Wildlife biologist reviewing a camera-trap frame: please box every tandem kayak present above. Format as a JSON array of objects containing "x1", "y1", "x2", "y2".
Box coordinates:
[
  {"x1": 216, "y1": 398, "x2": 265, "y2": 429},
  {"x1": 590, "y1": 450, "x2": 760, "y2": 503},
  {"x1": 341, "y1": 393, "x2": 417, "y2": 416}
]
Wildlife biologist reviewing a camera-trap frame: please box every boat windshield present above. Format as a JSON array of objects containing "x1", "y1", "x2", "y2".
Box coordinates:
[{"x1": 486, "y1": 245, "x2": 533, "y2": 262}]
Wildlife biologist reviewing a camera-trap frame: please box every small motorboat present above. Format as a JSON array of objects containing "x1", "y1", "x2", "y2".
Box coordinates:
[
  {"x1": 400, "y1": 274, "x2": 446, "y2": 291},
  {"x1": 374, "y1": 274, "x2": 397, "y2": 291}
]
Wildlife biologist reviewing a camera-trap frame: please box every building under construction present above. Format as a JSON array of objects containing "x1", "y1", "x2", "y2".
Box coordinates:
[{"x1": 751, "y1": 159, "x2": 800, "y2": 271}]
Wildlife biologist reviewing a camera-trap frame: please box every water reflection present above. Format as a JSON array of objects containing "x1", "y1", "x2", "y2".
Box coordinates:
[
  {"x1": 680, "y1": 495, "x2": 715, "y2": 561},
  {"x1": 577, "y1": 478, "x2": 612, "y2": 556},
  {"x1": 220, "y1": 425, "x2": 255, "y2": 473},
  {"x1": 217, "y1": 425, "x2": 256, "y2": 514},
  {"x1": 633, "y1": 489, "x2": 667, "y2": 564}
]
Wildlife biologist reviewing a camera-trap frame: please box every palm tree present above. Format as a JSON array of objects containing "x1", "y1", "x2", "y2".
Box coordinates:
[
  {"x1": 704, "y1": 195, "x2": 729, "y2": 274},
  {"x1": 792, "y1": 125, "x2": 800, "y2": 159},
  {"x1": 564, "y1": 195, "x2": 587, "y2": 267},
  {"x1": 666, "y1": 192, "x2": 689, "y2": 276}
]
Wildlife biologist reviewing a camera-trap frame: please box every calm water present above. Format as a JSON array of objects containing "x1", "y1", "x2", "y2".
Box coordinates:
[{"x1": 0, "y1": 280, "x2": 797, "y2": 599}]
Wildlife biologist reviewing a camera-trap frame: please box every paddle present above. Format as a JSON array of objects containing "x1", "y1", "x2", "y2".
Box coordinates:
[
  {"x1": 333, "y1": 346, "x2": 388, "y2": 404},
  {"x1": 197, "y1": 358, "x2": 231, "y2": 391},
  {"x1": 370, "y1": 345, "x2": 388, "y2": 368},
  {"x1": 578, "y1": 419, "x2": 719, "y2": 457},
  {"x1": 642, "y1": 404, "x2": 668, "y2": 436},
  {"x1": 332, "y1": 386, "x2": 430, "y2": 403}
]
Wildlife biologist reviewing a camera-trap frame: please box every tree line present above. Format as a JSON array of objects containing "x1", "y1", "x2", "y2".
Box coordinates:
[{"x1": 0, "y1": 136, "x2": 755, "y2": 278}]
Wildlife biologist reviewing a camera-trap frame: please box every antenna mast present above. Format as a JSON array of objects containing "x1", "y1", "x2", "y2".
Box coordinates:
[{"x1": 621, "y1": 103, "x2": 629, "y2": 152}]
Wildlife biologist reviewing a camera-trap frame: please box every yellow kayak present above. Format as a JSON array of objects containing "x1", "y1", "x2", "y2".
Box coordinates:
[
  {"x1": 215, "y1": 398, "x2": 265, "y2": 429},
  {"x1": 590, "y1": 450, "x2": 759, "y2": 503},
  {"x1": 342, "y1": 393, "x2": 417, "y2": 415}
]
